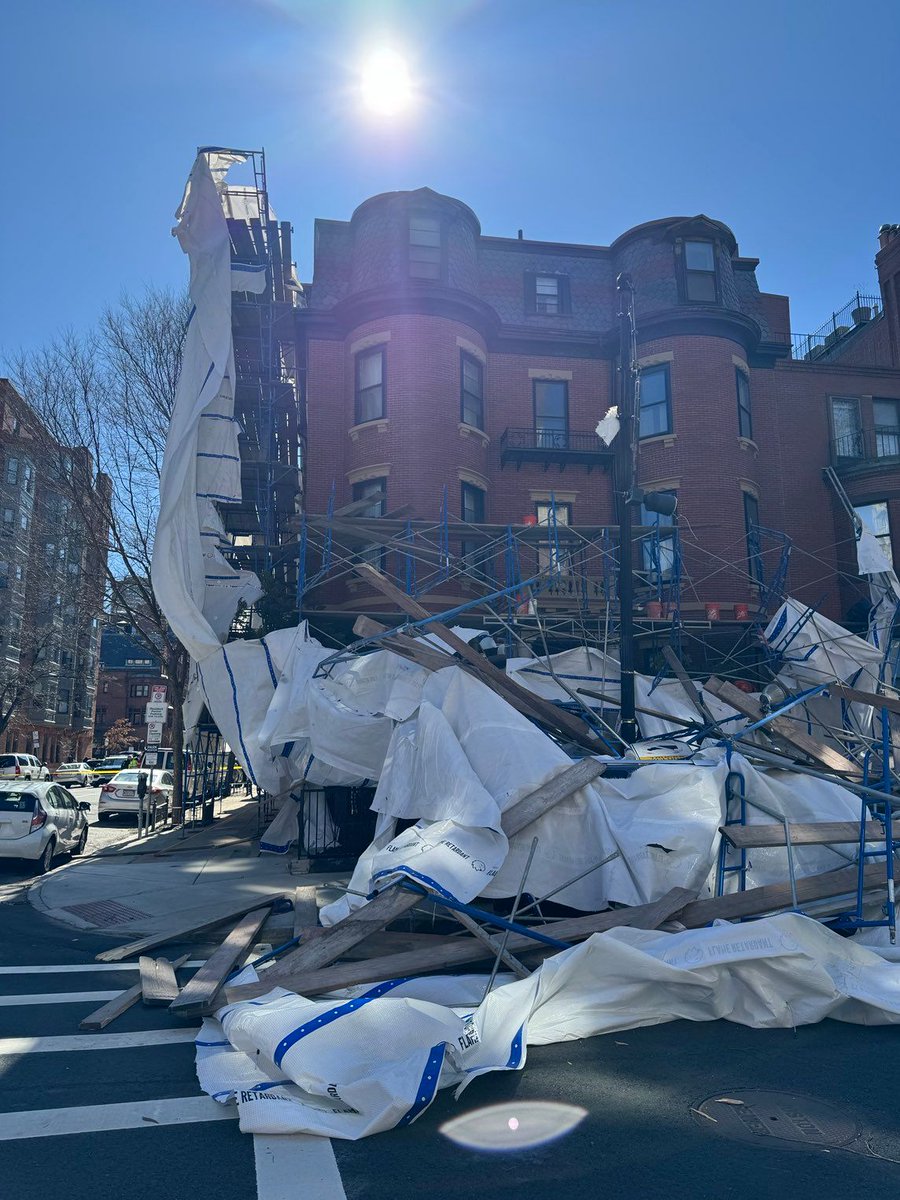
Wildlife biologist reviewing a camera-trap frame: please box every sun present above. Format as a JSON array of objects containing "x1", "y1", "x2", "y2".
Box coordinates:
[{"x1": 360, "y1": 49, "x2": 413, "y2": 117}]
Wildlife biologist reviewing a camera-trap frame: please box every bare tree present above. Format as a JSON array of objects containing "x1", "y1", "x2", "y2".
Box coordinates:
[{"x1": 8, "y1": 288, "x2": 194, "y2": 817}]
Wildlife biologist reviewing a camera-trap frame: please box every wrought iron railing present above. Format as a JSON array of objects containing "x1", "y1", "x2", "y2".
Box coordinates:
[
  {"x1": 831, "y1": 425, "x2": 900, "y2": 466},
  {"x1": 772, "y1": 291, "x2": 882, "y2": 364},
  {"x1": 500, "y1": 427, "x2": 610, "y2": 453}
]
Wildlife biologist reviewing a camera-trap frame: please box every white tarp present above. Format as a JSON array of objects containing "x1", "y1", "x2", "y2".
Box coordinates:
[{"x1": 196, "y1": 912, "x2": 900, "y2": 1140}]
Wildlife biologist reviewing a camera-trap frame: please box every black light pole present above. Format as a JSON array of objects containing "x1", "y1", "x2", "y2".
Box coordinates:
[{"x1": 615, "y1": 273, "x2": 639, "y2": 744}]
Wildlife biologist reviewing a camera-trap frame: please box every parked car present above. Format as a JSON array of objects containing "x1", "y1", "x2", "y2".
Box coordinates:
[
  {"x1": 53, "y1": 762, "x2": 92, "y2": 788},
  {"x1": 0, "y1": 781, "x2": 90, "y2": 872},
  {"x1": 0, "y1": 754, "x2": 51, "y2": 781},
  {"x1": 89, "y1": 755, "x2": 131, "y2": 785},
  {"x1": 97, "y1": 769, "x2": 174, "y2": 823}
]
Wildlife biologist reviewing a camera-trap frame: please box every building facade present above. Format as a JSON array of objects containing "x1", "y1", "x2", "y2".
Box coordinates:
[
  {"x1": 0, "y1": 381, "x2": 107, "y2": 762},
  {"x1": 94, "y1": 622, "x2": 171, "y2": 756},
  {"x1": 293, "y1": 190, "x2": 900, "y2": 640}
]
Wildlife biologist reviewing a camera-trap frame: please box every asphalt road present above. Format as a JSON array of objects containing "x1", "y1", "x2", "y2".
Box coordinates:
[{"x1": 1, "y1": 855, "x2": 900, "y2": 1198}]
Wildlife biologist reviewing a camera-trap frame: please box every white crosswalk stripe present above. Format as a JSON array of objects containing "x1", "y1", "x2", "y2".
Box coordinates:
[{"x1": 0, "y1": 1028, "x2": 198, "y2": 1054}]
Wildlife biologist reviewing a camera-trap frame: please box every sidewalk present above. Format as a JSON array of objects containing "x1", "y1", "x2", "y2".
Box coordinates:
[{"x1": 29, "y1": 791, "x2": 345, "y2": 937}]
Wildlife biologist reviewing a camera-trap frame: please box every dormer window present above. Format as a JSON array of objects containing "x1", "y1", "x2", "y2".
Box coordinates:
[
  {"x1": 683, "y1": 240, "x2": 717, "y2": 302},
  {"x1": 526, "y1": 273, "x2": 571, "y2": 315},
  {"x1": 409, "y1": 215, "x2": 441, "y2": 279}
]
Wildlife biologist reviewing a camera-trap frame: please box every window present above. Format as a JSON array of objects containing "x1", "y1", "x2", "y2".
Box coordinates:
[
  {"x1": 19, "y1": 514, "x2": 28, "y2": 531},
  {"x1": 736, "y1": 370, "x2": 752, "y2": 440},
  {"x1": 526, "y1": 273, "x2": 571, "y2": 315},
  {"x1": 128, "y1": 708, "x2": 143, "y2": 726},
  {"x1": 129, "y1": 683, "x2": 150, "y2": 698},
  {"x1": 22, "y1": 463, "x2": 33, "y2": 493},
  {"x1": 5, "y1": 458, "x2": 18, "y2": 485},
  {"x1": 831, "y1": 397, "x2": 862, "y2": 458},
  {"x1": 640, "y1": 494, "x2": 676, "y2": 581},
  {"x1": 533, "y1": 380, "x2": 569, "y2": 449},
  {"x1": 683, "y1": 240, "x2": 717, "y2": 302},
  {"x1": 0, "y1": 562, "x2": 7, "y2": 589},
  {"x1": 56, "y1": 699, "x2": 69, "y2": 715},
  {"x1": 460, "y1": 353, "x2": 484, "y2": 430},
  {"x1": 352, "y1": 478, "x2": 387, "y2": 566},
  {"x1": 536, "y1": 501, "x2": 572, "y2": 574},
  {"x1": 639, "y1": 364, "x2": 672, "y2": 439},
  {"x1": 2, "y1": 509, "x2": 12, "y2": 531},
  {"x1": 855, "y1": 501, "x2": 893, "y2": 566},
  {"x1": 102, "y1": 681, "x2": 109, "y2": 693},
  {"x1": 460, "y1": 483, "x2": 485, "y2": 525},
  {"x1": 874, "y1": 399, "x2": 900, "y2": 458},
  {"x1": 14, "y1": 565, "x2": 22, "y2": 581},
  {"x1": 743, "y1": 492, "x2": 764, "y2": 584},
  {"x1": 460, "y1": 484, "x2": 489, "y2": 578},
  {"x1": 355, "y1": 348, "x2": 385, "y2": 424},
  {"x1": 408, "y1": 215, "x2": 441, "y2": 279}
]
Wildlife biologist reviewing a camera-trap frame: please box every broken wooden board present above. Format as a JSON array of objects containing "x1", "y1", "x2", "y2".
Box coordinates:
[
  {"x1": 452, "y1": 910, "x2": 530, "y2": 979},
  {"x1": 826, "y1": 683, "x2": 900, "y2": 718},
  {"x1": 355, "y1": 563, "x2": 606, "y2": 752},
  {"x1": 352, "y1": 615, "x2": 455, "y2": 673},
  {"x1": 662, "y1": 646, "x2": 718, "y2": 725},
  {"x1": 255, "y1": 758, "x2": 606, "y2": 988},
  {"x1": 225, "y1": 887, "x2": 695, "y2": 1002},
  {"x1": 80, "y1": 954, "x2": 189, "y2": 1030},
  {"x1": 294, "y1": 927, "x2": 452, "y2": 960},
  {"x1": 720, "y1": 821, "x2": 885, "y2": 849},
  {"x1": 293, "y1": 886, "x2": 319, "y2": 939},
  {"x1": 678, "y1": 855, "x2": 900, "y2": 928},
  {"x1": 169, "y1": 906, "x2": 274, "y2": 1017},
  {"x1": 705, "y1": 676, "x2": 863, "y2": 779},
  {"x1": 95, "y1": 894, "x2": 286, "y2": 963},
  {"x1": 140, "y1": 955, "x2": 183, "y2": 1006}
]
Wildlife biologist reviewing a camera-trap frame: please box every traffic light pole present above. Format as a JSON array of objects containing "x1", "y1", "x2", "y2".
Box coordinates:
[{"x1": 615, "y1": 274, "x2": 639, "y2": 744}]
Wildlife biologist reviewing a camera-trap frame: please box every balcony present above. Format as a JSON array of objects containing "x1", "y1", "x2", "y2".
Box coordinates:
[
  {"x1": 831, "y1": 426, "x2": 900, "y2": 474},
  {"x1": 499, "y1": 428, "x2": 614, "y2": 472}
]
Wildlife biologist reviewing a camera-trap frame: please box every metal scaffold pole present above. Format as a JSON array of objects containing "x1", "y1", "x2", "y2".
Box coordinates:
[{"x1": 615, "y1": 273, "x2": 639, "y2": 743}]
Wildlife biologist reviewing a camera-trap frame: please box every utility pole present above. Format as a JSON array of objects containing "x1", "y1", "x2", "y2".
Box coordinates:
[{"x1": 615, "y1": 274, "x2": 639, "y2": 744}]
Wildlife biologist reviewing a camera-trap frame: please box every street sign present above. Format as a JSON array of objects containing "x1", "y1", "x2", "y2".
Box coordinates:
[
  {"x1": 32, "y1": 731, "x2": 39, "y2": 746},
  {"x1": 145, "y1": 701, "x2": 168, "y2": 724},
  {"x1": 146, "y1": 720, "x2": 164, "y2": 744},
  {"x1": 150, "y1": 685, "x2": 167, "y2": 704},
  {"x1": 143, "y1": 751, "x2": 159, "y2": 767}
]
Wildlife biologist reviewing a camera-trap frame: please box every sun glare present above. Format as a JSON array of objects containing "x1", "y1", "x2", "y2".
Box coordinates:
[{"x1": 360, "y1": 49, "x2": 413, "y2": 116}]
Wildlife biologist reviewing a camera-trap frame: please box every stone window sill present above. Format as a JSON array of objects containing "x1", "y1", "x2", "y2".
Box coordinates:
[
  {"x1": 349, "y1": 419, "x2": 389, "y2": 442},
  {"x1": 458, "y1": 423, "x2": 490, "y2": 445},
  {"x1": 738, "y1": 436, "x2": 759, "y2": 454},
  {"x1": 639, "y1": 433, "x2": 676, "y2": 449}
]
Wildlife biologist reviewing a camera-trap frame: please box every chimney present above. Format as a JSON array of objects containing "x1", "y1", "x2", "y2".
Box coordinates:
[{"x1": 876, "y1": 224, "x2": 900, "y2": 367}]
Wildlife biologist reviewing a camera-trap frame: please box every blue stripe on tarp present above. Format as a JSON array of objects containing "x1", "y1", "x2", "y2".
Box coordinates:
[
  {"x1": 280, "y1": 740, "x2": 295, "y2": 757},
  {"x1": 201, "y1": 413, "x2": 240, "y2": 423},
  {"x1": 371, "y1": 865, "x2": 458, "y2": 902},
  {"x1": 196, "y1": 492, "x2": 242, "y2": 502},
  {"x1": 195, "y1": 1038, "x2": 230, "y2": 1047},
  {"x1": 231, "y1": 262, "x2": 267, "y2": 272},
  {"x1": 260, "y1": 637, "x2": 277, "y2": 688},
  {"x1": 397, "y1": 1044, "x2": 446, "y2": 1127},
  {"x1": 221, "y1": 644, "x2": 258, "y2": 786},
  {"x1": 205, "y1": 574, "x2": 239, "y2": 581},
  {"x1": 199, "y1": 360, "x2": 216, "y2": 393},
  {"x1": 186, "y1": 305, "x2": 196, "y2": 327},
  {"x1": 272, "y1": 977, "x2": 414, "y2": 1068},
  {"x1": 197, "y1": 452, "x2": 240, "y2": 462},
  {"x1": 506, "y1": 1023, "x2": 525, "y2": 1069}
]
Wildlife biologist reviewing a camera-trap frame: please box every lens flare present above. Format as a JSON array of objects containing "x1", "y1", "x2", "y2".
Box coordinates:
[{"x1": 441, "y1": 1101, "x2": 587, "y2": 1152}]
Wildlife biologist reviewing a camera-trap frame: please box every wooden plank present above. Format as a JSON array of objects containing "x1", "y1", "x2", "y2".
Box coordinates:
[
  {"x1": 452, "y1": 911, "x2": 530, "y2": 979},
  {"x1": 705, "y1": 676, "x2": 862, "y2": 779},
  {"x1": 678, "y1": 855, "x2": 899, "y2": 928},
  {"x1": 827, "y1": 683, "x2": 900, "y2": 718},
  {"x1": 292, "y1": 887, "x2": 319, "y2": 939},
  {"x1": 502, "y1": 759, "x2": 605, "y2": 837},
  {"x1": 351, "y1": 616, "x2": 455, "y2": 673},
  {"x1": 169, "y1": 907, "x2": 274, "y2": 1016},
  {"x1": 80, "y1": 955, "x2": 189, "y2": 1030},
  {"x1": 226, "y1": 887, "x2": 695, "y2": 1002},
  {"x1": 662, "y1": 646, "x2": 717, "y2": 724},
  {"x1": 356, "y1": 563, "x2": 605, "y2": 751},
  {"x1": 721, "y1": 821, "x2": 885, "y2": 849},
  {"x1": 258, "y1": 759, "x2": 606, "y2": 987},
  {"x1": 140, "y1": 956, "x2": 181, "y2": 1006},
  {"x1": 94, "y1": 894, "x2": 286, "y2": 964}
]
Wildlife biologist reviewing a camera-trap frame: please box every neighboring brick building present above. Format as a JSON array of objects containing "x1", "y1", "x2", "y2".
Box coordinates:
[
  {"x1": 0, "y1": 380, "x2": 107, "y2": 762},
  {"x1": 94, "y1": 622, "x2": 171, "y2": 756},
  {"x1": 293, "y1": 189, "x2": 900, "y2": 644}
]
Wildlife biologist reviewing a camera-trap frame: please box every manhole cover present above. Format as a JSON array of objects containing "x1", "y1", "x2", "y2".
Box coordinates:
[
  {"x1": 62, "y1": 899, "x2": 150, "y2": 927},
  {"x1": 693, "y1": 1090, "x2": 860, "y2": 1151}
]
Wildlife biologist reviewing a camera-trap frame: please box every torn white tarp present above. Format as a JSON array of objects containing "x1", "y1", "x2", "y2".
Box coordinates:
[
  {"x1": 196, "y1": 912, "x2": 900, "y2": 1139},
  {"x1": 765, "y1": 597, "x2": 883, "y2": 689}
]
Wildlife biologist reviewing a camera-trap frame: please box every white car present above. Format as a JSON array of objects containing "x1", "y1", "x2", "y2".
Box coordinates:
[
  {"x1": 0, "y1": 754, "x2": 52, "y2": 782},
  {"x1": 97, "y1": 770, "x2": 174, "y2": 823},
  {"x1": 53, "y1": 762, "x2": 91, "y2": 788},
  {"x1": 0, "y1": 781, "x2": 90, "y2": 873}
]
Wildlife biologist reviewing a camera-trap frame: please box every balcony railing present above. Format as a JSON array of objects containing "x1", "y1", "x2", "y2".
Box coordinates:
[
  {"x1": 831, "y1": 426, "x2": 900, "y2": 470},
  {"x1": 500, "y1": 427, "x2": 614, "y2": 471},
  {"x1": 771, "y1": 291, "x2": 884, "y2": 366}
]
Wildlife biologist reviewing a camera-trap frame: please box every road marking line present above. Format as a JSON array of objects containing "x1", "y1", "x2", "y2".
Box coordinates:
[
  {"x1": 0, "y1": 1029, "x2": 199, "y2": 1055},
  {"x1": 0, "y1": 962, "x2": 205, "y2": 975},
  {"x1": 254, "y1": 1133, "x2": 347, "y2": 1200},
  {"x1": 0, "y1": 1095, "x2": 236, "y2": 1141},
  {"x1": 0, "y1": 991, "x2": 123, "y2": 1006}
]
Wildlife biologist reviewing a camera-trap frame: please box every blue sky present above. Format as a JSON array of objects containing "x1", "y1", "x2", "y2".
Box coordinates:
[{"x1": 2, "y1": 0, "x2": 897, "y2": 351}]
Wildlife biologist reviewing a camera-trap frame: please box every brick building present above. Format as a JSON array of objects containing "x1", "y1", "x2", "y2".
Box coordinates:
[
  {"x1": 94, "y1": 621, "x2": 172, "y2": 756},
  {"x1": 292, "y1": 189, "x2": 900, "y2": 651},
  {"x1": 0, "y1": 380, "x2": 107, "y2": 762}
]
